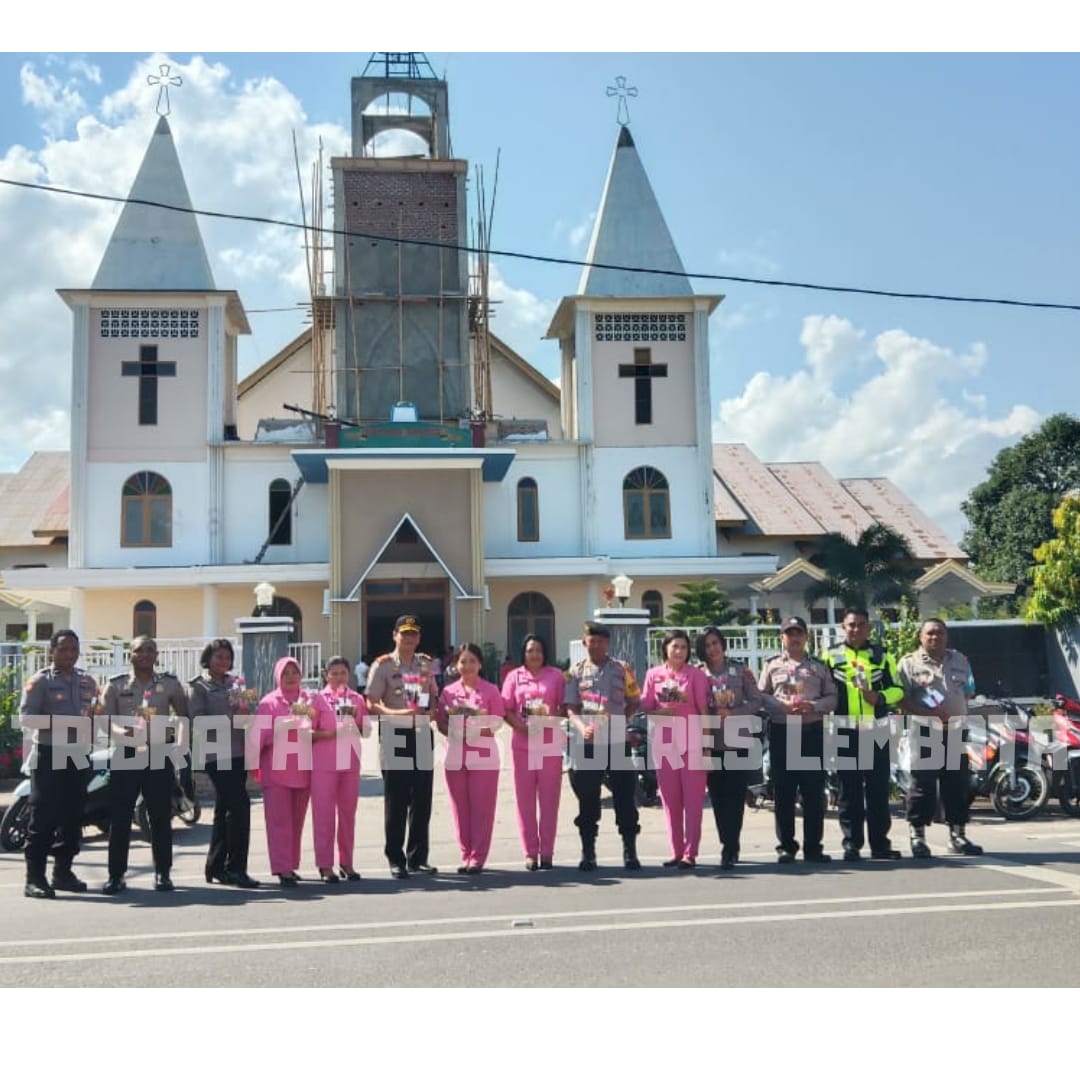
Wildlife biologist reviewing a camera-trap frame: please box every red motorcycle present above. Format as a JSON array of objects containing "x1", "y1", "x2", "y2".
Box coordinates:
[{"x1": 1045, "y1": 693, "x2": 1080, "y2": 817}]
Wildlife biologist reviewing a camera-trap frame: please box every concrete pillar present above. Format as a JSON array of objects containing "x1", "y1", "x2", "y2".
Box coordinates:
[
  {"x1": 235, "y1": 616, "x2": 294, "y2": 699},
  {"x1": 592, "y1": 606, "x2": 651, "y2": 688},
  {"x1": 202, "y1": 585, "x2": 219, "y2": 639},
  {"x1": 69, "y1": 588, "x2": 86, "y2": 639}
]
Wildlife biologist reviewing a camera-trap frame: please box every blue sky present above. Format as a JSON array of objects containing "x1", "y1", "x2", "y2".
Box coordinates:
[{"x1": 0, "y1": 45, "x2": 1077, "y2": 539}]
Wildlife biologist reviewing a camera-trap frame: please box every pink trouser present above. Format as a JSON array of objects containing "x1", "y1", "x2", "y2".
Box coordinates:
[
  {"x1": 311, "y1": 768, "x2": 359, "y2": 868},
  {"x1": 512, "y1": 742, "x2": 563, "y2": 859},
  {"x1": 445, "y1": 765, "x2": 500, "y2": 866},
  {"x1": 263, "y1": 785, "x2": 310, "y2": 874},
  {"x1": 657, "y1": 756, "x2": 709, "y2": 860}
]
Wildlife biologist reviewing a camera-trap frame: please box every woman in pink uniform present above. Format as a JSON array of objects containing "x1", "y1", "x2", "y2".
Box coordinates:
[
  {"x1": 313, "y1": 656, "x2": 371, "y2": 883},
  {"x1": 640, "y1": 629, "x2": 710, "y2": 869},
  {"x1": 256, "y1": 657, "x2": 330, "y2": 888},
  {"x1": 502, "y1": 634, "x2": 566, "y2": 871},
  {"x1": 437, "y1": 642, "x2": 506, "y2": 874}
]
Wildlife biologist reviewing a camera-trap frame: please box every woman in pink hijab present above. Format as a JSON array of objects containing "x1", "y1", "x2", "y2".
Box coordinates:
[{"x1": 255, "y1": 657, "x2": 331, "y2": 887}]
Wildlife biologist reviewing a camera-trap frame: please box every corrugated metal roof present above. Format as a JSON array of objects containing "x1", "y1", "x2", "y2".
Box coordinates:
[
  {"x1": 712, "y1": 473, "x2": 748, "y2": 525},
  {"x1": 712, "y1": 444, "x2": 825, "y2": 536},
  {"x1": 0, "y1": 452, "x2": 70, "y2": 547},
  {"x1": 841, "y1": 477, "x2": 966, "y2": 561},
  {"x1": 768, "y1": 461, "x2": 877, "y2": 542}
]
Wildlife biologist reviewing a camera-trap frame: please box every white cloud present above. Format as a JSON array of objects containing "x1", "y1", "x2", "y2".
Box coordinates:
[
  {"x1": 715, "y1": 316, "x2": 1041, "y2": 540},
  {"x1": 716, "y1": 248, "x2": 781, "y2": 276},
  {"x1": 568, "y1": 211, "x2": 595, "y2": 252},
  {"x1": 0, "y1": 53, "x2": 350, "y2": 472}
]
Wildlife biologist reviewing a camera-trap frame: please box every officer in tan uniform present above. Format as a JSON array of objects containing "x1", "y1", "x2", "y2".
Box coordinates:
[
  {"x1": 19, "y1": 629, "x2": 99, "y2": 898},
  {"x1": 101, "y1": 636, "x2": 189, "y2": 894},
  {"x1": 897, "y1": 618, "x2": 983, "y2": 858},
  {"x1": 365, "y1": 614, "x2": 440, "y2": 878},
  {"x1": 564, "y1": 621, "x2": 642, "y2": 871},
  {"x1": 759, "y1": 617, "x2": 837, "y2": 864}
]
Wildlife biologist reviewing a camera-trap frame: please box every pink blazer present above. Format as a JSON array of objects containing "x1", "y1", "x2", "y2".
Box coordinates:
[
  {"x1": 438, "y1": 677, "x2": 505, "y2": 771},
  {"x1": 314, "y1": 685, "x2": 369, "y2": 772},
  {"x1": 501, "y1": 665, "x2": 566, "y2": 751}
]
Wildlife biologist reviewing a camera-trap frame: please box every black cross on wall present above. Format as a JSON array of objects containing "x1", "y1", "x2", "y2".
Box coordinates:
[
  {"x1": 618, "y1": 347, "x2": 667, "y2": 425},
  {"x1": 121, "y1": 345, "x2": 176, "y2": 425}
]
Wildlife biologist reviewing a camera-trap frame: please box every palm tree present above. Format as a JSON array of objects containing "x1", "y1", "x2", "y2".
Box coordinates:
[{"x1": 804, "y1": 524, "x2": 919, "y2": 614}]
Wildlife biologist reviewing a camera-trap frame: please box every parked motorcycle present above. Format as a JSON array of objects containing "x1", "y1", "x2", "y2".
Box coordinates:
[
  {"x1": 0, "y1": 748, "x2": 200, "y2": 852},
  {"x1": 625, "y1": 714, "x2": 659, "y2": 807},
  {"x1": 1042, "y1": 692, "x2": 1080, "y2": 817}
]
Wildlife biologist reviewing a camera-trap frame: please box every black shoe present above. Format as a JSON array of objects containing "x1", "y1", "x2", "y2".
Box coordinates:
[
  {"x1": 407, "y1": 862, "x2": 438, "y2": 875},
  {"x1": 102, "y1": 877, "x2": 126, "y2": 896},
  {"x1": 949, "y1": 829, "x2": 983, "y2": 856},
  {"x1": 24, "y1": 879, "x2": 55, "y2": 899},
  {"x1": 842, "y1": 847, "x2": 862, "y2": 862},
  {"x1": 777, "y1": 851, "x2": 796, "y2": 865},
  {"x1": 51, "y1": 869, "x2": 88, "y2": 893},
  {"x1": 319, "y1": 868, "x2": 341, "y2": 884},
  {"x1": 206, "y1": 870, "x2": 235, "y2": 885},
  {"x1": 389, "y1": 864, "x2": 409, "y2": 880},
  {"x1": 804, "y1": 851, "x2": 832, "y2": 864},
  {"x1": 909, "y1": 826, "x2": 932, "y2": 859},
  {"x1": 662, "y1": 858, "x2": 681, "y2": 868},
  {"x1": 539, "y1": 857, "x2": 553, "y2": 870},
  {"x1": 525, "y1": 857, "x2": 539, "y2": 871},
  {"x1": 622, "y1": 842, "x2": 641, "y2": 871},
  {"x1": 678, "y1": 858, "x2": 697, "y2": 870},
  {"x1": 870, "y1": 847, "x2": 902, "y2": 861},
  {"x1": 232, "y1": 872, "x2": 262, "y2": 889},
  {"x1": 578, "y1": 856, "x2": 597, "y2": 872},
  {"x1": 719, "y1": 852, "x2": 737, "y2": 870},
  {"x1": 456, "y1": 864, "x2": 470, "y2": 874},
  {"x1": 338, "y1": 867, "x2": 361, "y2": 882},
  {"x1": 154, "y1": 873, "x2": 174, "y2": 892},
  {"x1": 278, "y1": 873, "x2": 299, "y2": 888}
]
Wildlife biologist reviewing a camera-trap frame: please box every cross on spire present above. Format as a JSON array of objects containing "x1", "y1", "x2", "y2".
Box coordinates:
[
  {"x1": 606, "y1": 75, "x2": 638, "y2": 127},
  {"x1": 618, "y1": 348, "x2": 667, "y2": 425},
  {"x1": 122, "y1": 345, "x2": 176, "y2": 425},
  {"x1": 147, "y1": 64, "x2": 182, "y2": 117}
]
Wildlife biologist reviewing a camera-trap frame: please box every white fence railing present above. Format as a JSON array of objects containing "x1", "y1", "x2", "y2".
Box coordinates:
[{"x1": 3, "y1": 638, "x2": 323, "y2": 688}]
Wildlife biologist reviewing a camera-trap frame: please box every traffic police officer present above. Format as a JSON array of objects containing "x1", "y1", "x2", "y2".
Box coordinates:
[
  {"x1": 564, "y1": 621, "x2": 642, "y2": 871},
  {"x1": 365, "y1": 614, "x2": 440, "y2": 878},
  {"x1": 101, "y1": 635, "x2": 189, "y2": 894},
  {"x1": 19, "y1": 629, "x2": 99, "y2": 898},
  {"x1": 897, "y1": 618, "x2": 983, "y2": 858},
  {"x1": 759, "y1": 617, "x2": 837, "y2": 864},
  {"x1": 825, "y1": 609, "x2": 904, "y2": 861}
]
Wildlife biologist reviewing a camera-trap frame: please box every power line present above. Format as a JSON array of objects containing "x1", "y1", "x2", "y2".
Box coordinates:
[{"x1": 2, "y1": 174, "x2": 1078, "y2": 313}]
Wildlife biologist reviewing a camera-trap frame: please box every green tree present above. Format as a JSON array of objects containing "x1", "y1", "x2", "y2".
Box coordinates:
[
  {"x1": 961, "y1": 413, "x2": 1080, "y2": 597},
  {"x1": 665, "y1": 581, "x2": 738, "y2": 627},
  {"x1": 1026, "y1": 495, "x2": 1080, "y2": 628},
  {"x1": 804, "y1": 523, "x2": 919, "y2": 614}
]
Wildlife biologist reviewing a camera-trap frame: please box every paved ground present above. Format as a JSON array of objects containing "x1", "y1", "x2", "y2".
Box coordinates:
[{"x1": 3, "y1": 757, "x2": 1080, "y2": 987}]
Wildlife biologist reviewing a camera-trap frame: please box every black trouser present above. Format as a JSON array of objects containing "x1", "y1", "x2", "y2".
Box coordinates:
[
  {"x1": 835, "y1": 723, "x2": 894, "y2": 852},
  {"x1": 25, "y1": 744, "x2": 89, "y2": 881},
  {"x1": 569, "y1": 742, "x2": 639, "y2": 841},
  {"x1": 770, "y1": 721, "x2": 825, "y2": 856},
  {"x1": 382, "y1": 728, "x2": 434, "y2": 868},
  {"x1": 205, "y1": 759, "x2": 251, "y2": 877},
  {"x1": 706, "y1": 763, "x2": 748, "y2": 859},
  {"x1": 906, "y1": 724, "x2": 971, "y2": 827},
  {"x1": 108, "y1": 762, "x2": 173, "y2": 877}
]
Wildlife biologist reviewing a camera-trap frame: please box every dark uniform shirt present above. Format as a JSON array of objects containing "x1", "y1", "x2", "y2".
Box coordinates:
[
  {"x1": 19, "y1": 665, "x2": 99, "y2": 744},
  {"x1": 104, "y1": 671, "x2": 189, "y2": 745}
]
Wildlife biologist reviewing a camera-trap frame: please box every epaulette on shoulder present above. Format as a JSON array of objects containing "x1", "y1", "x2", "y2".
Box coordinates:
[
  {"x1": 109, "y1": 672, "x2": 128, "y2": 683},
  {"x1": 418, "y1": 652, "x2": 432, "y2": 661},
  {"x1": 764, "y1": 654, "x2": 782, "y2": 664},
  {"x1": 373, "y1": 653, "x2": 392, "y2": 665}
]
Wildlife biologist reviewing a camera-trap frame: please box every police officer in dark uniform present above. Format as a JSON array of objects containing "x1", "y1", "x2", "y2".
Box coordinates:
[
  {"x1": 564, "y1": 621, "x2": 642, "y2": 871},
  {"x1": 365, "y1": 615, "x2": 440, "y2": 878},
  {"x1": 825, "y1": 609, "x2": 904, "y2": 861},
  {"x1": 101, "y1": 636, "x2": 189, "y2": 894},
  {"x1": 19, "y1": 629, "x2": 98, "y2": 899}
]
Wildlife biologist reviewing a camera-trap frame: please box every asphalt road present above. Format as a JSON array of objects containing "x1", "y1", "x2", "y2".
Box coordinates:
[{"x1": 3, "y1": 763, "x2": 1080, "y2": 987}]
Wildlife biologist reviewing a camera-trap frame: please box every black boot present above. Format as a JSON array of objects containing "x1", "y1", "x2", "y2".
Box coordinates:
[
  {"x1": 949, "y1": 825, "x2": 983, "y2": 856},
  {"x1": 909, "y1": 824, "x2": 931, "y2": 859},
  {"x1": 578, "y1": 834, "x2": 597, "y2": 872},
  {"x1": 622, "y1": 834, "x2": 641, "y2": 870}
]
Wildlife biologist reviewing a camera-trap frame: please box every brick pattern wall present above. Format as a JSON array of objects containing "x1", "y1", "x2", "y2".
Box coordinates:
[{"x1": 342, "y1": 170, "x2": 458, "y2": 242}]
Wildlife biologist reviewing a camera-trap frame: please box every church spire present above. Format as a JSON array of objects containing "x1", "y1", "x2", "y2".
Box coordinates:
[
  {"x1": 577, "y1": 125, "x2": 691, "y2": 297},
  {"x1": 91, "y1": 116, "x2": 216, "y2": 291}
]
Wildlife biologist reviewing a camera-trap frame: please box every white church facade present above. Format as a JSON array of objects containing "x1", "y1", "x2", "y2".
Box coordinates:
[{"x1": 0, "y1": 57, "x2": 1012, "y2": 666}]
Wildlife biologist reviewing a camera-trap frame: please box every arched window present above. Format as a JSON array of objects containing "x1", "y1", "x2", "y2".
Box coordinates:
[
  {"x1": 507, "y1": 591, "x2": 555, "y2": 659},
  {"x1": 133, "y1": 600, "x2": 157, "y2": 639},
  {"x1": 643, "y1": 589, "x2": 664, "y2": 621},
  {"x1": 517, "y1": 478, "x2": 539, "y2": 542},
  {"x1": 250, "y1": 594, "x2": 302, "y2": 644},
  {"x1": 623, "y1": 467, "x2": 670, "y2": 540},
  {"x1": 121, "y1": 471, "x2": 172, "y2": 547},
  {"x1": 268, "y1": 478, "x2": 292, "y2": 546}
]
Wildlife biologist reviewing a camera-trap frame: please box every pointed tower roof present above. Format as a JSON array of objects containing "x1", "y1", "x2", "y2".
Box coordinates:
[
  {"x1": 91, "y1": 117, "x2": 216, "y2": 290},
  {"x1": 577, "y1": 126, "x2": 692, "y2": 297}
]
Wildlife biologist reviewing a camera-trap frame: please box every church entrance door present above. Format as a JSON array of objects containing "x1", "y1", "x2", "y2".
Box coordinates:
[{"x1": 362, "y1": 578, "x2": 449, "y2": 662}]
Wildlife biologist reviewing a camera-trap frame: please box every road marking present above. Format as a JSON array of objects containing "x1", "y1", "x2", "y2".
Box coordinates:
[
  {"x1": 2, "y1": 895, "x2": 1079, "y2": 966},
  {"x1": 0, "y1": 885, "x2": 1065, "y2": 951},
  {"x1": 972, "y1": 855, "x2": 1080, "y2": 892}
]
